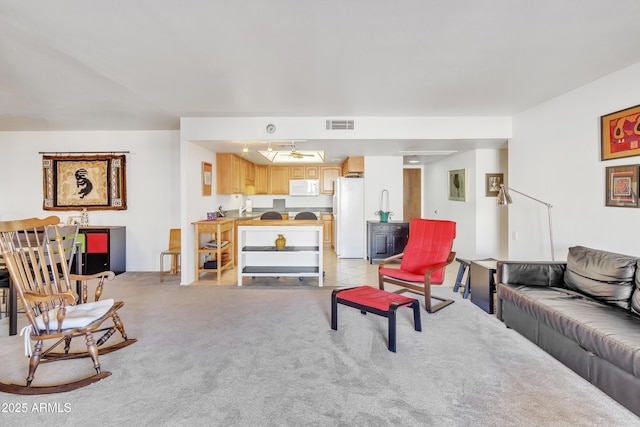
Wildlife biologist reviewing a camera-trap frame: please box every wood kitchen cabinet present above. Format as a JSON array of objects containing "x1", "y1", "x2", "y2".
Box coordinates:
[
  {"x1": 289, "y1": 166, "x2": 305, "y2": 179},
  {"x1": 255, "y1": 165, "x2": 268, "y2": 194},
  {"x1": 245, "y1": 159, "x2": 255, "y2": 184},
  {"x1": 321, "y1": 213, "x2": 333, "y2": 247},
  {"x1": 366, "y1": 221, "x2": 409, "y2": 264},
  {"x1": 216, "y1": 153, "x2": 246, "y2": 194},
  {"x1": 304, "y1": 166, "x2": 319, "y2": 179},
  {"x1": 269, "y1": 166, "x2": 290, "y2": 194},
  {"x1": 342, "y1": 156, "x2": 364, "y2": 176},
  {"x1": 320, "y1": 166, "x2": 341, "y2": 194},
  {"x1": 290, "y1": 165, "x2": 319, "y2": 179},
  {"x1": 77, "y1": 226, "x2": 126, "y2": 275}
]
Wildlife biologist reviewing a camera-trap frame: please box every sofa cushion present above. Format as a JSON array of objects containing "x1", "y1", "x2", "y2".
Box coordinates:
[
  {"x1": 564, "y1": 246, "x2": 637, "y2": 310},
  {"x1": 498, "y1": 283, "x2": 640, "y2": 378},
  {"x1": 632, "y1": 260, "x2": 640, "y2": 314}
]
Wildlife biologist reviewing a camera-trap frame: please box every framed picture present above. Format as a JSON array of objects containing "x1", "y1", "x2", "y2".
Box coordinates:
[
  {"x1": 202, "y1": 162, "x2": 212, "y2": 196},
  {"x1": 448, "y1": 169, "x2": 467, "y2": 201},
  {"x1": 601, "y1": 104, "x2": 640, "y2": 161},
  {"x1": 42, "y1": 154, "x2": 126, "y2": 211},
  {"x1": 485, "y1": 173, "x2": 504, "y2": 197},
  {"x1": 605, "y1": 164, "x2": 639, "y2": 208}
]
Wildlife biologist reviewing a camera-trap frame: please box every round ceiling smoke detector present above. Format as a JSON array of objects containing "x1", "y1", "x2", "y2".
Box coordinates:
[{"x1": 266, "y1": 124, "x2": 276, "y2": 134}]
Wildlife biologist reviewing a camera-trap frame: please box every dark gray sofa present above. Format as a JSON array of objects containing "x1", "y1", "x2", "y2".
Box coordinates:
[{"x1": 496, "y1": 246, "x2": 640, "y2": 416}]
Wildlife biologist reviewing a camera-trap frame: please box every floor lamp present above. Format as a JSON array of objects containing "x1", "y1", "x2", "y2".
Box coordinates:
[{"x1": 496, "y1": 184, "x2": 555, "y2": 261}]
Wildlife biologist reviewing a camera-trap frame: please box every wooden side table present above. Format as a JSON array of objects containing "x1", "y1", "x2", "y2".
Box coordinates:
[{"x1": 470, "y1": 259, "x2": 498, "y2": 314}]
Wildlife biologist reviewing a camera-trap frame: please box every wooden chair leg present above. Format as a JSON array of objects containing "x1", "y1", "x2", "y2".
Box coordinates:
[
  {"x1": 85, "y1": 333, "x2": 101, "y2": 374},
  {"x1": 27, "y1": 341, "x2": 44, "y2": 387},
  {"x1": 111, "y1": 311, "x2": 128, "y2": 341}
]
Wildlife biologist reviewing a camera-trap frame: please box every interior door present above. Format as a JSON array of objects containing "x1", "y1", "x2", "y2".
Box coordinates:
[{"x1": 403, "y1": 168, "x2": 422, "y2": 222}]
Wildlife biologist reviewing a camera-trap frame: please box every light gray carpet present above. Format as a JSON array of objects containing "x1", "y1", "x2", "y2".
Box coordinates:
[{"x1": 0, "y1": 273, "x2": 638, "y2": 426}]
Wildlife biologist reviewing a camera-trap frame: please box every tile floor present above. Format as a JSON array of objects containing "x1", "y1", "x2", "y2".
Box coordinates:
[{"x1": 192, "y1": 249, "x2": 463, "y2": 290}]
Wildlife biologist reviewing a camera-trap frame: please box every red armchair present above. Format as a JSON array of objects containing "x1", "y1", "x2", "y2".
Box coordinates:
[{"x1": 378, "y1": 218, "x2": 456, "y2": 313}]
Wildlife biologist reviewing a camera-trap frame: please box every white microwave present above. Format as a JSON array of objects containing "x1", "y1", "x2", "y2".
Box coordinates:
[{"x1": 289, "y1": 179, "x2": 320, "y2": 196}]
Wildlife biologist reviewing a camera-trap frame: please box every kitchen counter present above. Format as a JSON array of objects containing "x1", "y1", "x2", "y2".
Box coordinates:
[
  {"x1": 224, "y1": 208, "x2": 332, "y2": 219},
  {"x1": 237, "y1": 222, "x2": 324, "y2": 286},
  {"x1": 222, "y1": 212, "x2": 262, "y2": 219},
  {"x1": 236, "y1": 219, "x2": 323, "y2": 226}
]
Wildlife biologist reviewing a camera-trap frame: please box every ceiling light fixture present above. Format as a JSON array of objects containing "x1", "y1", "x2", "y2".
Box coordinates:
[
  {"x1": 242, "y1": 143, "x2": 249, "y2": 153},
  {"x1": 267, "y1": 141, "x2": 273, "y2": 152}
]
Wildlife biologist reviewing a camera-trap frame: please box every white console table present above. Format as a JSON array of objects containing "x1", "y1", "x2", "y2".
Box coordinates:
[{"x1": 237, "y1": 221, "x2": 323, "y2": 287}]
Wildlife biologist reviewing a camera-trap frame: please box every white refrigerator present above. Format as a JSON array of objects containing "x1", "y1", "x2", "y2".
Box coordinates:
[{"x1": 333, "y1": 177, "x2": 365, "y2": 258}]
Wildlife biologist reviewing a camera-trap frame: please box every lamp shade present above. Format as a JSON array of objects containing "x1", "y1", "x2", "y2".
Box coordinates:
[{"x1": 496, "y1": 184, "x2": 512, "y2": 205}]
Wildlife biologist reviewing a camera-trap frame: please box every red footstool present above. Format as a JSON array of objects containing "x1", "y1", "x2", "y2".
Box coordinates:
[{"x1": 331, "y1": 286, "x2": 422, "y2": 352}]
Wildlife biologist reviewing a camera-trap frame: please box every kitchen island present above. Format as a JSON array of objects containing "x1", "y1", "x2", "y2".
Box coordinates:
[{"x1": 236, "y1": 220, "x2": 323, "y2": 286}]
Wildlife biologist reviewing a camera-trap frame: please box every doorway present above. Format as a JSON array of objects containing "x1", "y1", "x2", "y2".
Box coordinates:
[{"x1": 403, "y1": 168, "x2": 422, "y2": 222}]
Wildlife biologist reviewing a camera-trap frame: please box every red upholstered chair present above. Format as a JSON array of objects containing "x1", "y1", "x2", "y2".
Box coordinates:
[{"x1": 378, "y1": 218, "x2": 456, "y2": 313}]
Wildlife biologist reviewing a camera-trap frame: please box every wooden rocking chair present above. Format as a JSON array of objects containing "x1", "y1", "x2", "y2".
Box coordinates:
[{"x1": 0, "y1": 216, "x2": 136, "y2": 394}]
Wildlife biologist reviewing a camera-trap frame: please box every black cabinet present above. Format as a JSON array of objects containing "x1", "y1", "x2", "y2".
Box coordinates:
[
  {"x1": 77, "y1": 226, "x2": 126, "y2": 275},
  {"x1": 367, "y1": 221, "x2": 409, "y2": 264}
]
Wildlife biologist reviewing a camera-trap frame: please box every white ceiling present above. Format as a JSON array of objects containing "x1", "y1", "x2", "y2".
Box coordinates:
[{"x1": 3, "y1": 1, "x2": 640, "y2": 164}]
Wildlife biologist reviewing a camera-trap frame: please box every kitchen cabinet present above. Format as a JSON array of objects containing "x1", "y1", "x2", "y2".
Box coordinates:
[
  {"x1": 216, "y1": 153, "x2": 246, "y2": 194},
  {"x1": 367, "y1": 221, "x2": 409, "y2": 264},
  {"x1": 269, "y1": 166, "x2": 290, "y2": 194},
  {"x1": 320, "y1": 166, "x2": 341, "y2": 194},
  {"x1": 305, "y1": 166, "x2": 319, "y2": 179},
  {"x1": 77, "y1": 226, "x2": 126, "y2": 275},
  {"x1": 255, "y1": 165, "x2": 268, "y2": 194},
  {"x1": 245, "y1": 160, "x2": 255, "y2": 184},
  {"x1": 193, "y1": 219, "x2": 235, "y2": 281},
  {"x1": 237, "y1": 223, "x2": 323, "y2": 286},
  {"x1": 321, "y1": 213, "x2": 333, "y2": 247},
  {"x1": 289, "y1": 165, "x2": 319, "y2": 179},
  {"x1": 342, "y1": 156, "x2": 364, "y2": 176},
  {"x1": 289, "y1": 166, "x2": 305, "y2": 179}
]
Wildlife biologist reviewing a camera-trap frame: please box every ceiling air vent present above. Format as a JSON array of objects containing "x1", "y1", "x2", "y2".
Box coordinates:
[{"x1": 326, "y1": 119, "x2": 354, "y2": 130}]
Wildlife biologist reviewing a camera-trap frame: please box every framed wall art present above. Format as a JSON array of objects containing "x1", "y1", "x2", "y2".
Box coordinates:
[
  {"x1": 485, "y1": 173, "x2": 504, "y2": 197},
  {"x1": 42, "y1": 154, "x2": 127, "y2": 211},
  {"x1": 448, "y1": 169, "x2": 467, "y2": 201},
  {"x1": 605, "y1": 164, "x2": 639, "y2": 208},
  {"x1": 202, "y1": 162, "x2": 212, "y2": 196},
  {"x1": 601, "y1": 104, "x2": 640, "y2": 161}
]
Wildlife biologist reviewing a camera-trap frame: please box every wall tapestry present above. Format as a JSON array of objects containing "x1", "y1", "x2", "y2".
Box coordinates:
[
  {"x1": 43, "y1": 154, "x2": 127, "y2": 211},
  {"x1": 601, "y1": 104, "x2": 640, "y2": 161},
  {"x1": 448, "y1": 169, "x2": 467, "y2": 201},
  {"x1": 605, "y1": 164, "x2": 638, "y2": 208}
]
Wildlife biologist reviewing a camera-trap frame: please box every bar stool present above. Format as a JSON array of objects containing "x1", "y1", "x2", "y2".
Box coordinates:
[{"x1": 453, "y1": 258, "x2": 471, "y2": 299}]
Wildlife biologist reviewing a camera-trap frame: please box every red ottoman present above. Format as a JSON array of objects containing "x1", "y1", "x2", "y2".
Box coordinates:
[{"x1": 331, "y1": 286, "x2": 421, "y2": 352}]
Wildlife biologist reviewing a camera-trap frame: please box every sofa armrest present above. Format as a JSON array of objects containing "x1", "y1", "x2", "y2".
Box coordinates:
[{"x1": 497, "y1": 261, "x2": 567, "y2": 288}]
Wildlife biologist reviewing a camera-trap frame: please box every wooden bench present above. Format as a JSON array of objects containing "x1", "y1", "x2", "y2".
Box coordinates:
[{"x1": 331, "y1": 286, "x2": 421, "y2": 352}]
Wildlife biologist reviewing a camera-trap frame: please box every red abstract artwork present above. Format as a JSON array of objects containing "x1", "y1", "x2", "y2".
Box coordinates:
[{"x1": 601, "y1": 104, "x2": 640, "y2": 160}]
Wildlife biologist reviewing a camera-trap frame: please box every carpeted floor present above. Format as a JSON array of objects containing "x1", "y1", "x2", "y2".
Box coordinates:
[{"x1": 0, "y1": 273, "x2": 638, "y2": 426}]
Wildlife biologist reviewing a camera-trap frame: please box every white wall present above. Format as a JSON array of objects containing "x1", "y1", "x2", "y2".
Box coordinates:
[
  {"x1": 510, "y1": 60, "x2": 640, "y2": 260},
  {"x1": 0, "y1": 131, "x2": 181, "y2": 271},
  {"x1": 423, "y1": 148, "x2": 506, "y2": 259},
  {"x1": 364, "y1": 156, "x2": 404, "y2": 223}
]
